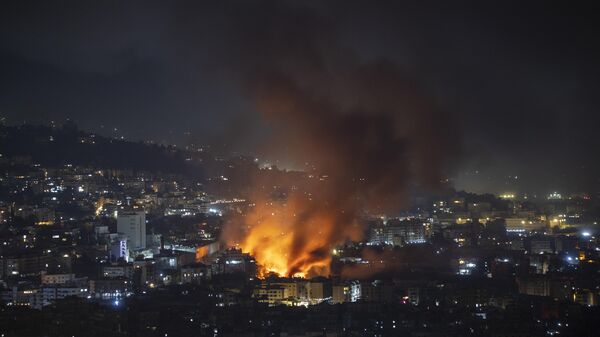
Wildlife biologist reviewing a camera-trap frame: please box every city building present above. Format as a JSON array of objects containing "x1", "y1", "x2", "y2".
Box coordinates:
[{"x1": 117, "y1": 210, "x2": 146, "y2": 250}]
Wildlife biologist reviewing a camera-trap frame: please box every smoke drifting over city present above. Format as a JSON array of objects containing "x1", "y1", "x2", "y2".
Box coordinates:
[
  {"x1": 223, "y1": 2, "x2": 456, "y2": 277},
  {"x1": 3, "y1": 2, "x2": 600, "y2": 336}
]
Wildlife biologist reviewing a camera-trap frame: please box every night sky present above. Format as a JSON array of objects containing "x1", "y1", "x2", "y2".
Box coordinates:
[{"x1": 1, "y1": 1, "x2": 599, "y2": 195}]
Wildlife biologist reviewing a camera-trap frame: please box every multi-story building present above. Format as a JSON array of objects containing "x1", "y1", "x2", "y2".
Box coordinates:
[
  {"x1": 102, "y1": 264, "x2": 134, "y2": 279},
  {"x1": 117, "y1": 211, "x2": 146, "y2": 250},
  {"x1": 180, "y1": 262, "x2": 209, "y2": 284},
  {"x1": 369, "y1": 218, "x2": 429, "y2": 246},
  {"x1": 41, "y1": 273, "x2": 76, "y2": 285},
  {"x1": 41, "y1": 286, "x2": 89, "y2": 306},
  {"x1": 254, "y1": 284, "x2": 288, "y2": 305},
  {"x1": 109, "y1": 234, "x2": 129, "y2": 262}
]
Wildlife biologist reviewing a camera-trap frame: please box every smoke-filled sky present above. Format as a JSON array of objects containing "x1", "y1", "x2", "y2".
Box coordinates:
[{"x1": 1, "y1": 1, "x2": 600, "y2": 194}]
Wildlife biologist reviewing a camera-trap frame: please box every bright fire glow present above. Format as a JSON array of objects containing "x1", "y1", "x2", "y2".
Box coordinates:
[
  {"x1": 196, "y1": 245, "x2": 209, "y2": 262},
  {"x1": 235, "y1": 196, "x2": 347, "y2": 278}
]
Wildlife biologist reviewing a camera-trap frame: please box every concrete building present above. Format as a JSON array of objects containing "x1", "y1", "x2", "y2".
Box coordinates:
[
  {"x1": 332, "y1": 285, "x2": 346, "y2": 304},
  {"x1": 180, "y1": 263, "x2": 209, "y2": 284},
  {"x1": 505, "y1": 217, "x2": 546, "y2": 232},
  {"x1": 102, "y1": 264, "x2": 134, "y2": 279},
  {"x1": 117, "y1": 211, "x2": 146, "y2": 250},
  {"x1": 369, "y1": 218, "x2": 430, "y2": 246},
  {"x1": 109, "y1": 234, "x2": 129, "y2": 262},
  {"x1": 41, "y1": 286, "x2": 88, "y2": 306},
  {"x1": 254, "y1": 285, "x2": 288, "y2": 305},
  {"x1": 41, "y1": 273, "x2": 76, "y2": 285}
]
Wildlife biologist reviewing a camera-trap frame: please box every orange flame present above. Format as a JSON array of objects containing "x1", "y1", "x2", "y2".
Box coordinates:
[
  {"x1": 236, "y1": 195, "x2": 344, "y2": 278},
  {"x1": 196, "y1": 246, "x2": 209, "y2": 262}
]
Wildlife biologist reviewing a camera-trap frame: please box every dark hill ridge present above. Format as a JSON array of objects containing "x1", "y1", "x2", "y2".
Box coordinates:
[
  {"x1": 0, "y1": 123, "x2": 207, "y2": 177},
  {"x1": 0, "y1": 122, "x2": 269, "y2": 199}
]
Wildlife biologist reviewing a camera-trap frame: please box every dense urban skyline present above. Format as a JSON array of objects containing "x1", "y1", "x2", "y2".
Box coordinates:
[
  {"x1": 1, "y1": 1, "x2": 600, "y2": 194},
  {"x1": 1, "y1": 3, "x2": 600, "y2": 336}
]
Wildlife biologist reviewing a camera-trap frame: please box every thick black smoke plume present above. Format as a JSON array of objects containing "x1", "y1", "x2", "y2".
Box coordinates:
[{"x1": 222, "y1": 1, "x2": 457, "y2": 277}]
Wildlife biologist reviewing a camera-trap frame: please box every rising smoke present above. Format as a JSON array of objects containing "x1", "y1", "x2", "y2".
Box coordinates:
[{"x1": 221, "y1": 1, "x2": 456, "y2": 277}]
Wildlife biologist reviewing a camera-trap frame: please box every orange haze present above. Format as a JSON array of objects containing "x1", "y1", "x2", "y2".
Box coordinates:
[{"x1": 237, "y1": 191, "x2": 361, "y2": 278}]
